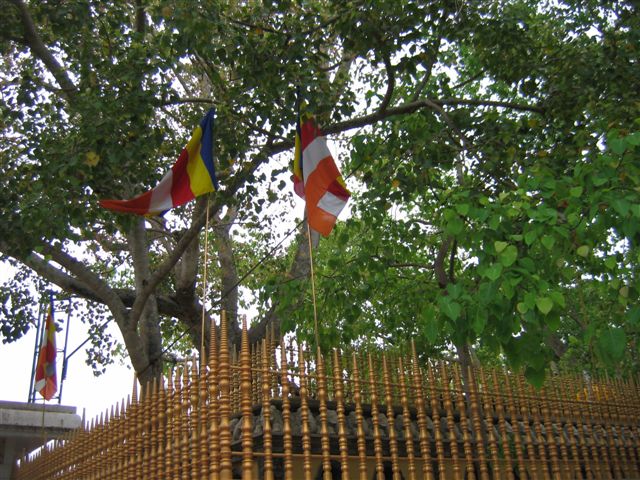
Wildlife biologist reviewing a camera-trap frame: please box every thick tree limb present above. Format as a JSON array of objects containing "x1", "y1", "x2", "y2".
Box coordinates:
[
  {"x1": 377, "y1": 52, "x2": 395, "y2": 113},
  {"x1": 8, "y1": 0, "x2": 78, "y2": 102}
]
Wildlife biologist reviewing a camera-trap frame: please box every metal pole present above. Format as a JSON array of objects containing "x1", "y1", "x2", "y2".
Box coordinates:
[
  {"x1": 58, "y1": 298, "x2": 72, "y2": 404},
  {"x1": 27, "y1": 296, "x2": 46, "y2": 403}
]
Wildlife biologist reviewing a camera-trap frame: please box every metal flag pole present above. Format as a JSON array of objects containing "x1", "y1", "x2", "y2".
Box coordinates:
[
  {"x1": 28, "y1": 296, "x2": 46, "y2": 403},
  {"x1": 58, "y1": 298, "x2": 72, "y2": 404}
]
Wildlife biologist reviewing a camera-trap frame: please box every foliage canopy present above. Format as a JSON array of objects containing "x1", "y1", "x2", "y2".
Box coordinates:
[{"x1": 1, "y1": 0, "x2": 638, "y2": 384}]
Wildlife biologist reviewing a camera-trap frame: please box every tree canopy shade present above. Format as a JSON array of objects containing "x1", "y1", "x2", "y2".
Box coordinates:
[{"x1": 0, "y1": 0, "x2": 638, "y2": 385}]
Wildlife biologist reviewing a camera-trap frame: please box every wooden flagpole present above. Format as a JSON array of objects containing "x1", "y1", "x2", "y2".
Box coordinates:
[
  {"x1": 200, "y1": 199, "x2": 211, "y2": 361},
  {"x1": 305, "y1": 221, "x2": 321, "y2": 350}
]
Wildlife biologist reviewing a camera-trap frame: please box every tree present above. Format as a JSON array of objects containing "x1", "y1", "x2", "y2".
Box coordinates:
[{"x1": 1, "y1": 0, "x2": 638, "y2": 385}]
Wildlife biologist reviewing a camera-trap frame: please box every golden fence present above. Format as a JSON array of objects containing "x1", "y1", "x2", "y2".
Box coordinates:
[{"x1": 13, "y1": 315, "x2": 640, "y2": 480}]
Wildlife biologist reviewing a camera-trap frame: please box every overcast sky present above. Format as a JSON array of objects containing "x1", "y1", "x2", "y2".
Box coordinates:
[{"x1": 0, "y1": 315, "x2": 132, "y2": 422}]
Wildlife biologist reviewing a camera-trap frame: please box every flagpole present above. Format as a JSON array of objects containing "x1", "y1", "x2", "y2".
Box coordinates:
[
  {"x1": 305, "y1": 220, "x2": 321, "y2": 349},
  {"x1": 200, "y1": 198, "x2": 211, "y2": 362}
]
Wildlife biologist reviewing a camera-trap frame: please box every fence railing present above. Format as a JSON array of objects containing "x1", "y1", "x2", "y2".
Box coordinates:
[{"x1": 13, "y1": 314, "x2": 640, "y2": 479}]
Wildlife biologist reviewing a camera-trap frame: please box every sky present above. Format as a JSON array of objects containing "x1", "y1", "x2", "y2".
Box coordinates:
[{"x1": 0, "y1": 313, "x2": 132, "y2": 422}]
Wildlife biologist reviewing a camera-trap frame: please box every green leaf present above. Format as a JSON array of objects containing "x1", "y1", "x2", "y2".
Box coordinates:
[
  {"x1": 609, "y1": 137, "x2": 626, "y2": 154},
  {"x1": 420, "y1": 305, "x2": 439, "y2": 344},
  {"x1": 494, "y1": 241, "x2": 508, "y2": 254},
  {"x1": 549, "y1": 291, "x2": 565, "y2": 308},
  {"x1": 541, "y1": 235, "x2": 555, "y2": 250},
  {"x1": 626, "y1": 132, "x2": 640, "y2": 146},
  {"x1": 569, "y1": 186, "x2": 583, "y2": 198},
  {"x1": 439, "y1": 297, "x2": 461, "y2": 321},
  {"x1": 592, "y1": 176, "x2": 608, "y2": 187},
  {"x1": 604, "y1": 256, "x2": 616, "y2": 270},
  {"x1": 525, "y1": 366, "x2": 546, "y2": 389},
  {"x1": 517, "y1": 302, "x2": 528, "y2": 314},
  {"x1": 445, "y1": 216, "x2": 464, "y2": 236},
  {"x1": 472, "y1": 309, "x2": 488, "y2": 335},
  {"x1": 536, "y1": 297, "x2": 553, "y2": 315},
  {"x1": 456, "y1": 203, "x2": 470, "y2": 216},
  {"x1": 484, "y1": 263, "x2": 503, "y2": 281},
  {"x1": 576, "y1": 245, "x2": 590, "y2": 257},
  {"x1": 500, "y1": 245, "x2": 518, "y2": 267},
  {"x1": 596, "y1": 327, "x2": 626, "y2": 365},
  {"x1": 524, "y1": 230, "x2": 537, "y2": 245}
]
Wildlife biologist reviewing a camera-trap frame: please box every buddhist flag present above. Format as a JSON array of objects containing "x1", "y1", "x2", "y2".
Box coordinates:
[
  {"x1": 100, "y1": 109, "x2": 218, "y2": 215},
  {"x1": 34, "y1": 302, "x2": 57, "y2": 401},
  {"x1": 293, "y1": 116, "x2": 350, "y2": 237}
]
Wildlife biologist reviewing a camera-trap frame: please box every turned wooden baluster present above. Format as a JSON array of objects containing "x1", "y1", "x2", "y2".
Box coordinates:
[
  {"x1": 352, "y1": 352, "x2": 368, "y2": 480},
  {"x1": 479, "y1": 368, "x2": 502, "y2": 480},
  {"x1": 427, "y1": 362, "x2": 446, "y2": 480},
  {"x1": 490, "y1": 369, "x2": 514, "y2": 480},
  {"x1": 409, "y1": 342, "x2": 434, "y2": 480},
  {"x1": 467, "y1": 367, "x2": 490, "y2": 480},
  {"x1": 383, "y1": 354, "x2": 401, "y2": 480},
  {"x1": 452, "y1": 364, "x2": 476, "y2": 480},
  {"x1": 261, "y1": 338, "x2": 274, "y2": 480},
  {"x1": 150, "y1": 378, "x2": 160, "y2": 480},
  {"x1": 332, "y1": 348, "x2": 350, "y2": 479},
  {"x1": 239, "y1": 317, "x2": 254, "y2": 480},
  {"x1": 189, "y1": 358, "x2": 200, "y2": 479},
  {"x1": 218, "y1": 312, "x2": 233, "y2": 480},
  {"x1": 157, "y1": 375, "x2": 167, "y2": 480},
  {"x1": 298, "y1": 345, "x2": 312, "y2": 480},
  {"x1": 280, "y1": 338, "x2": 293, "y2": 480},
  {"x1": 614, "y1": 377, "x2": 640, "y2": 477},
  {"x1": 440, "y1": 361, "x2": 463, "y2": 480},
  {"x1": 317, "y1": 347, "x2": 332, "y2": 480},
  {"x1": 369, "y1": 353, "x2": 385, "y2": 480},
  {"x1": 398, "y1": 356, "x2": 417, "y2": 480},
  {"x1": 503, "y1": 372, "x2": 528, "y2": 480},
  {"x1": 594, "y1": 376, "x2": 624, "y2": 479},
  {"x1": 208, "y1": 318, "x2": 220, "y2": 480}
]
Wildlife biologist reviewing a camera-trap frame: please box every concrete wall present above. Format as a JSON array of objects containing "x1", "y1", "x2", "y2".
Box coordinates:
[{"x1": 0, "y1": 401, "x2": 81, "y2": 480}]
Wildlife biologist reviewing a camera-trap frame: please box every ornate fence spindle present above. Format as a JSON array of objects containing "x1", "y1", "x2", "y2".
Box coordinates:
[
  {"x1": 165, "y1": 369, "x2": 177, "y2": 480},
  {"x1": 440, "y1": 361, "x2": 463, "y2": 480},
  {"x1": 332, "y1": 348, "x2": 350, "y2": 479},
  {"x1": 198, "y1": 355, "x2": 209, "y2": 480},
  {"x1": 351, "y1": 352, "x2": 368, "y2": 480},
  {"x1": 489, "y1": 370, "x2": 514, "y2": 480},
  {"x1": 189, "y1": 359, "x2": 200, "y2": 479},
  {"x1": 368, "y1": 353, "x2": 385, "y2": 480},
  {"x1": 239, "y1": 317, "x2": 254, "y2": 480},
  {"x1": 503, "y1": 372, "x2": 527, "y2": 479},
  {"x1": 280, "y1": 338, "x2": 293, "y2": 480},
  {"x1": 317, "y1": 347, "x2": 332, "y2": 480},
  {"x1": 298, "y1": 345, "x2": 312, "y2": 480},
  {"x1": 468, "y1": 367, "x2": 490, "y2": 480},
  {"x1": 452, "y1": 364, "x2": 475, "y2": 480},
  {"x1": 383, "y1": 354, "x2": 401, "y2": 480},
  {"x1": 427, "y1": 362, "x2": 446, "y2": 480},
  {"x1": 261, "y1": 338, "x2": 274, "y2": 480},
  {"x1": 478, "y1": 368, "x2": 500, "y2": 479},
  {"x1": 218, "y1": 311, "x2": 233, "y2": 480},
  {"x1": 398, "y1": 356, "x2": 417, "y2": 480},
  {"x1": 157, "y1": 375, "x2": 167, "y2": 480},
  {"x1": 409, "y1": 343, "x2": 434, "y2": 480},
  {"x1": 209, "y1": 318, "x2": 220, "y2": 480}
]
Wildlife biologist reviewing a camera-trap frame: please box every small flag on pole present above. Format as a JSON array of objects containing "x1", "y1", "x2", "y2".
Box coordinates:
[
  {"x1": 100, "y1": 108, "x2": 218, "y2": 215},
  {"x1": 293, "y1": 114, "x2": 350, "y2": 237},
  {"x1": 34, "y1": 301, "x2": 57, "y2": 401}
]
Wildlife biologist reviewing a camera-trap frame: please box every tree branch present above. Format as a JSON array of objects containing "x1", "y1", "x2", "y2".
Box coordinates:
[
  {"x1": 8, "y1": 0, "x2": 78, "y2": 102},
  {"x1": 377, "y1": 51, "x2": 395, "y2": 113}
]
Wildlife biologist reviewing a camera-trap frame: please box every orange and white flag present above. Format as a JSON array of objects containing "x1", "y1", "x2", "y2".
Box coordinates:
[{"x1": 292, "y1": 116, "x2": 350, "y2": 237}]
